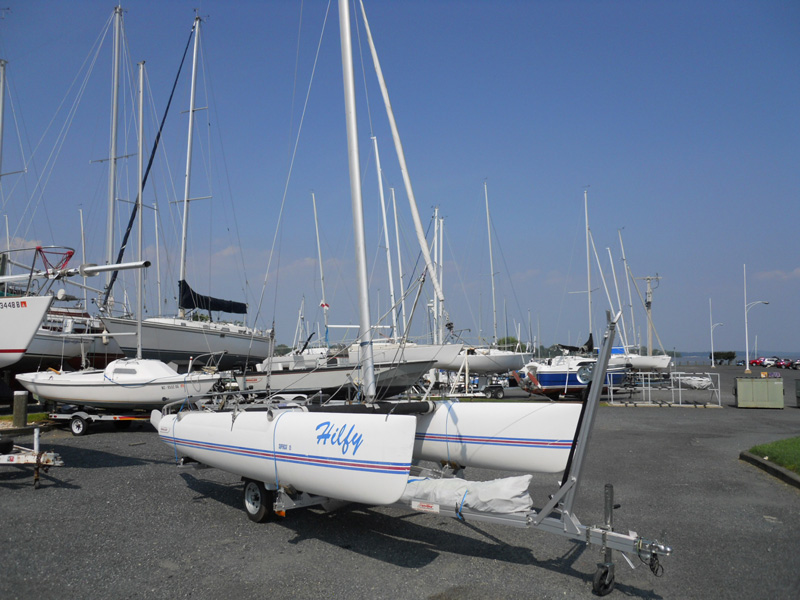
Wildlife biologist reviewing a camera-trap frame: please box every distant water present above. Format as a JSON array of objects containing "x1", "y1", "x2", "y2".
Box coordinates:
[{"x1": 679, "y1": 351, "x2": 800, "y2": 362}]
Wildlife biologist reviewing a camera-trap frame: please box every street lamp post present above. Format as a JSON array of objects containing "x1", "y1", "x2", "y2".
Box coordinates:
[
  {"x1": 743, "y1": 264, "x2": 768, "y2": 374},
  {"x1": 710, "y1": 298, "x2": 723, "y2": 368}
]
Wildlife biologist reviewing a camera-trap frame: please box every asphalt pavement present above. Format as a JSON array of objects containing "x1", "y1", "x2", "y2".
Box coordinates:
[{"x1": 2, "y1": 365, "x2": 799, "y2": 599}]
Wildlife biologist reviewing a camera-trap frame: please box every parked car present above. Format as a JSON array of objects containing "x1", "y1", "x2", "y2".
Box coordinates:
[
  {"x1": 736, "y1": 360, "x2": 745, "y2": 366},
  {"x1": 775, "y1": 358, "x2": 793, "y2": 369},
  {"x1": 762, "y1": 356, "x2": 780, "y2": 368},
  {"x1": 749, "y1": 357, "x2": 764, "y2": 367}
]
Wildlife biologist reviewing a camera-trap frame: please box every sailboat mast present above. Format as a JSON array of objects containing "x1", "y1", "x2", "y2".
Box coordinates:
[
  {"x1": 339, "y1": 0, "x2": 376, "y2": 400},
  {"x1": 357, "y1": 0, "x2": 444, "y2": 305},
  {"x1": 618, "y1": 229, "x2": 636, "y2": 350},
  {"x1": 311, "y1": 192, "x2": 329, "y2": 346},
  {"x1": 371, "y1": 136, "x2": 398, "y2": 339},
  {"x1": 136, "y1": 61, "x2": 144, "y2": 359},
  {"x1": 584, "y1": 189, "x2": 592, "y2": 339},
  {"x1": 105, "y1": 6, "x2": 122, "y2": 296},
  {"x1": 0, "y1": 59, "x2": 6, "y2": 174},
  {"x1": 178, "y1": 16, "x2": 201, "y2": 318},
  {"x1": 432, "y1": 206, "x2": 439, "y2": 344},
  {"x1": 391, "y1": 187, "x2": 407, "y2": 336},
  {"x1": 485, "y1": 181, "x2": 497, "y2": 345},
  {"x1": 154, "y1": 204, "x2": 161, "y2": 316}
]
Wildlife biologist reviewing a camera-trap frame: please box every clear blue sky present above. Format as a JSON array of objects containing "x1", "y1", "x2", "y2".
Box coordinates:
[{"x1": 1, "y1": 1, "x2": 798, "y2": 354}]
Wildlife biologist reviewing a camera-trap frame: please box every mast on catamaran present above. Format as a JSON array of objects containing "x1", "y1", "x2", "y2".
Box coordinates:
[
  {"x1": 105, "y1": 6, "x2": 122, "y2": 307},
  {"x1": 311, "y1": 193, "x2": 330, "y2": 347},
  {"x1": 339, "y1": 0, "x2": 376, "y2": 401},
  {"x1": 485, "y1": 181, "x2": 498, "y2": 346}
]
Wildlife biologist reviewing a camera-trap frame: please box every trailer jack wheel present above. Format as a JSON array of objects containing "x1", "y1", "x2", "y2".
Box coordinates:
[
  {"x1": 70, "y1": 416, "x2": 87, "y2": 436},
  {"x1": 592, "y1": 564, "x2": 615, "y2": 596},
  {"x1": 243, "y1": 479, "x2": 276, "y2": 523}
]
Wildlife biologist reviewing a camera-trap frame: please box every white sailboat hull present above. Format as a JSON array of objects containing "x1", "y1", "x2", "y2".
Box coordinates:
[
  {"x1": 414, "y1": 401, "x2": 581, "y2": 473},
  {"x1": 153, "y1": 409, "x2": 416, "y2": 505},
  {"x1": 245, "y1": 359, "x2": 433, "y2": 399},
  {"x1": 15, "y1": 358, "x2": 219, "y2": 409},
  {"x1": 348, "y1": 342, "x2": 464, "y2": 370},
  {"x1": 610, "y1": 353, "x2": 671, "y2": 371},
  {"x1": 438, "y1": 349, "x2": 532, "y2": 375},
  {"x1": 102, "y1": 316, "x2": 272, "y2": 369},
  {"x1": 0, "y1": 295, "x2": 54, "y2": 368}
]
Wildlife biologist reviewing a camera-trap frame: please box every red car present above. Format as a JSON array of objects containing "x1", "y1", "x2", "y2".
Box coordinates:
[
  {"x1": 775, "y1": 358, "x2": 793, "y2": 369},
  {"x1": 749, "y1": 357, "x2": 764, "y2": 366}
]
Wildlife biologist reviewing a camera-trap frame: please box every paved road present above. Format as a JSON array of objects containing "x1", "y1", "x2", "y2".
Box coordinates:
[{"x1": 2, "y1": 366, "x2": 799, "y2": 599}]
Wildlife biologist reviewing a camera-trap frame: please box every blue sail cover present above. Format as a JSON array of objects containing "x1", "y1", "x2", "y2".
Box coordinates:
[{"x1": 179, "y1": 279, "x2": 247, "y2": 314}]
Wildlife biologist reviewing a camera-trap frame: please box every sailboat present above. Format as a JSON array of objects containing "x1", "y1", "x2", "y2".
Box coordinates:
[
  {"x1": 101, "y1": 15, "x2": 271, "y2": 371},
  {"x1": 150, "y1": 0, "x2": 585, "y2": 509},
  {"x1": 16, "y1": 63, "x2": 220, "y2": 411},
  {"x1": 438, "y1": 182, "x2": 532, "y2": 376}
]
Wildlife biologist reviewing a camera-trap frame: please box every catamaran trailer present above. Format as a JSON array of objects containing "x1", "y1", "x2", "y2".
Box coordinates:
[
  {"x1": 156, "y1": 314, "x2": 671, "y2": 594},
  {"x1": 0, "y1": 428, "x2": 64, "y2": 488}
]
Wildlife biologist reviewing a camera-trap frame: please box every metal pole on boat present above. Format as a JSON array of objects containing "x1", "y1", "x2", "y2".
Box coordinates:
[
  {"x1": 178, "y1": 16, "x2": 201, "y2": 319},
  {"x1": 79, "y1": 209, "x2": 88, "y2": 312},
  {"x1": 485, "y1": 181, "x2": 498, "y2": 346},
  {"x1": 709, "y1": 298, "x2": 722, "y2": 369},
  {"x1": 312, "y1": 193, "x2": 329, "y2": 347},
  {"x1": 339, "y1": 0, "x2": 375, "y2": 400},
  {"x1": 105, "y1": 6, "x2": 122, "y2": 300},
  {"x1": 357, "y1": 0, "x2": 444, "y2": 305},
  {"x1": 585, "y1": 190, "x2": 592, "y2": 340},
  {"x1": 154, "y1": 204, "x2": 161, "y2": 317},
  {"x1": 136, "y1": 61, "x2": 144, "y2": 359},
  {"x1": 372, "y1": 136, "x2": 398, "y2": 340},
  {"x1": 433, "y1": 207, "x2": 439, "y2": 345},
  {"x1": 391, "y1": 188, "x2": 407, "y2": 337},
  {"x1": 0, "y1": 59, "x2": 6, "y2": 175}
]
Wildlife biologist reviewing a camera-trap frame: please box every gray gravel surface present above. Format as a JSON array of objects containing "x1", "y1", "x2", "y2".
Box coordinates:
[{"x1": 2, "y1": 366, "x2": 799, "y2": 599}]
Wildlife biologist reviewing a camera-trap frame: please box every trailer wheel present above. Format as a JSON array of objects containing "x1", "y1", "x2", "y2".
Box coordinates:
[
  {"x1": 243, "y1": 479, "x2": 275, "y2": 523},
  {"x1": 493, "y1": 387, "x2": 504, "y2": 399},
  {"x1": 592, "y1": 565, "x2": 615, "y2": 596},
  {"x1": 70, "y1": 416, "x2": 88, "y2": 436}
]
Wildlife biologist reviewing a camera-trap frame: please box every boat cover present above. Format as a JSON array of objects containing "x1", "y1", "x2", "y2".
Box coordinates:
[{"x1": 400, "y1": 474, "x2": 533, "y2": 514}]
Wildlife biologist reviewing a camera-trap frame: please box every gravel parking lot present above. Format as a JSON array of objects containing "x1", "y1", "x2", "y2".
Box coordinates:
[{"x1": 2, "y1": 365, "x2": 799, "y2": 599}]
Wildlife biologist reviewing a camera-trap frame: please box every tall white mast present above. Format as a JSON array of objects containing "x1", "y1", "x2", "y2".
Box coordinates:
[
  {"x1": 105, "y1": 6, "x2": 122, "y2": 297},
  {"x1": 438, "y1": 212, "x2": 445, "y2": 343},
  {"x1": 432, "y1": 206, "x2": 439, "y2": 344},
  {"x1": 0, "y1": 59, "x2": 6, "y2": 175},
  {"x1": 339, "y1": 0, "x2": 375, "y2": 400},
  {"x1": 584, "y1": 189, "x2": 592, "y2": 339},
  {"x1": 178, "y1": 16, "x2": 201, "y2": 318},
  {"x1": 485, "y1": 181, "x2": 497, "y2": 345},
  {"x1": 79, "y1": 209, "x2": 88, "y2": 311},
  {"x1": 391, "y1": 187, "x2": 407, "y2": 336},
  {"x1": 357, "y1": 0, "x2": 444, "y2": 305},
  {"x1": 311, "y1": 192, "x2": 329, "y2": 346},
  {"x1": 618, "y1": 229, "x2": 637, "y2": 349},
  {"x1": 136, "y1": 61, "x2": 144, "y2": 359},
  {"x1": 154, "y1": 204, "x2": 162, "y2": 316},
  {"x1": 371, "y1": 136, "x2": 397, "y2": 339}
]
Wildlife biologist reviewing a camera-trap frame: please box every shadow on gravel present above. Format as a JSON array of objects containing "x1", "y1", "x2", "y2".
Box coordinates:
[
  {"x1": 38, "y1": 443, "x2": 169, "y2": 469},
  {"x1": 179, "y1": 472, "x2": 240, "y2": 509}
]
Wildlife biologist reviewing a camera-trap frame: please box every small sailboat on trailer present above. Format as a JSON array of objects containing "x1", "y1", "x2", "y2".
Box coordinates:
[
  {"x1": 16, "y1": 63, "x2": 220, "y2": 414},
  {"x1": 150, "y1": 2, "x2": 671, "y2": 592}
]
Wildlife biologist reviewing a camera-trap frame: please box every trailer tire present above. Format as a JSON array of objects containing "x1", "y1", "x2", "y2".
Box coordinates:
[
  {"x1": 592, "y1": 565, "x2": 615, "y2": 596},
  {"x1": 243, "y1": 479, "x2": 275, "y2": 523},
  {"x1": 493, "y1": 387, "x2": 504, "y2": 399},
  {"x1": 70, "y1": 416, "x2": 88, "y2": 436}
]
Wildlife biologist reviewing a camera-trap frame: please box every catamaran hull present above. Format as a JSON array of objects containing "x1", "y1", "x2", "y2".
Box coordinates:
[
  {"x1": 153, "y1": 410, "x2": 416, "y2": 505},
  {"x1": 0, "y1": 295, "x2": 54, "y2": 368},
  {"x1": 101, "y1": 316, "x2": 272, "y2": 370},
  {"x1": 414, "y1": 401, "x2": 581, "y2": 474}
]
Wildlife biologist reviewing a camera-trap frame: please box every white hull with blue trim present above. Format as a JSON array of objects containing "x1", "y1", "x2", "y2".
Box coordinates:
[
  {"x1": 153, "y1": 409, "x2": 417, "y2": 506},
  {"x1": 414, "y1": 401, "x2": 581, "y2": 474}
]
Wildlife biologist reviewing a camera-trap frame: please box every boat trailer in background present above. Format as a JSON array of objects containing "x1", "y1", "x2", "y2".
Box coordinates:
[{"x1": 0, "y1": 427, "x2": 64, "y2": 488}]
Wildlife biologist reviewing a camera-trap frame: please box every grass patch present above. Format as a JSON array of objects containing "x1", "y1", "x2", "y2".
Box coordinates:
[
  {"x1": 749, "y1": 437, "x2": 800, "y2": 475},
  {"x1": 0, "y1": 412, "x2": 49, "y2": 424}
]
